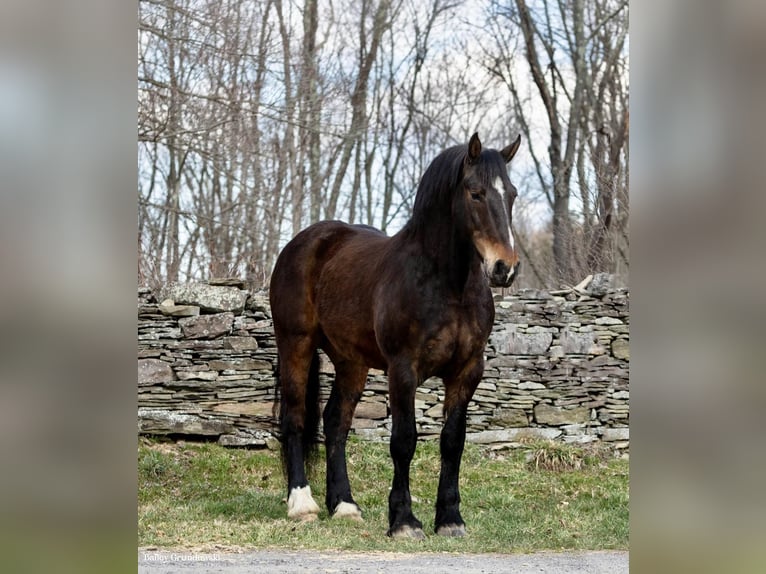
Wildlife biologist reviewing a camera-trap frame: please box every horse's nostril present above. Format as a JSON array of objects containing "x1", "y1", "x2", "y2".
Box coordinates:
[
  {"x1": 488, "y1": 259, "x2": 519, "y2": 287},
  {"x1": 493, "y1": 260, "x2": 510, "y2": 277}
]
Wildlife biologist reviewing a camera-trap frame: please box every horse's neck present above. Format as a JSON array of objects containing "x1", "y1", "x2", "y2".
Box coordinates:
[{"x1": 399, "y1": 217, "x2": 479, "y2": 295}]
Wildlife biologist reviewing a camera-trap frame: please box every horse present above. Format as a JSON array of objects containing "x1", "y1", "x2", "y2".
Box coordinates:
[{"x1": 269, "y1": 132, "x2": 522, "y2": 539}]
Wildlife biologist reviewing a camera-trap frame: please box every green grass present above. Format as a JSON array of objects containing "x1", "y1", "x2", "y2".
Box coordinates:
[{"x1": 138, "y1": 436, "x2": 628, "y2": 553}]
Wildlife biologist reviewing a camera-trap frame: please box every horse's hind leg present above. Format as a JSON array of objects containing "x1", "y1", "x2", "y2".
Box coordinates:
[
  {"x1": 279, "y1": 336, "x2": 321, "y2": 521},
  {"x1": 323, "y1": 361, "x2": 367, "y2": 521}
]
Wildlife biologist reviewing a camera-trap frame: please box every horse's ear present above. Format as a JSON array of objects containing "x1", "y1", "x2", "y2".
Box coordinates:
[
  {"x1": 500, "y1": 135, "x2": 522, "y2": 163},
  {"x1": 467, "y1": 132, "x2": 482, "y2": 163}
]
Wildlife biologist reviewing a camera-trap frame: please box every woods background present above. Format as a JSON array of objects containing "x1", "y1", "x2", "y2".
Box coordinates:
[{"x1": 138, "y1": 0, "x2": 628, "y2": 289}]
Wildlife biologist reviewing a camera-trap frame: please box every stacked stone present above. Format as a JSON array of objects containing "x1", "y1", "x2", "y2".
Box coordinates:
[
  {"x1": 138, "y1": 281, "x2": 280, "y2": 447},
  {"x1": 137, "y1": 279, "x2": 629, "y2": 450},
  {"x1": 473, "y1": 287, "x2": 629, "y2": 450}
]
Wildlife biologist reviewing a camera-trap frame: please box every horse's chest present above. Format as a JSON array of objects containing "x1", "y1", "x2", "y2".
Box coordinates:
[{"x1": 420, "y1": 313, "x2": 489, "y2": 374}]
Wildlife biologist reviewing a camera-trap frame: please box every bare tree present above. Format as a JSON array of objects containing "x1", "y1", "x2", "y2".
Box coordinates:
[
  {"x1": 483, "y1": 0, "x2": 628, "y2": 286},
  {"x1": 324, "y1": 0, "x2": 393, "y2": 221},
  {"x1": 137, "y1": 0, "x2": 628, "y2": 288}
]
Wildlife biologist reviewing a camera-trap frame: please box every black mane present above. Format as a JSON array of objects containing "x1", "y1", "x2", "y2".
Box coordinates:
[
  {"x1": 405, "y1": 144, "x2": 467, "y2": 236},
  {"x1": 400, "y1": 143, "x2": 509, "y2": 257}
]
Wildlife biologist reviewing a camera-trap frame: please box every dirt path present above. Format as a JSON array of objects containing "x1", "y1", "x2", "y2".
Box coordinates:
[{"x1": 139, "y1": 549, "x2": 628, "y2": 573}]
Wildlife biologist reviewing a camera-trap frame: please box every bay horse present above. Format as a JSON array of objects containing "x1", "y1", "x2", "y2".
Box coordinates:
[{"x1": 269, "y1": 132, "x2": 521, "y2": 539}]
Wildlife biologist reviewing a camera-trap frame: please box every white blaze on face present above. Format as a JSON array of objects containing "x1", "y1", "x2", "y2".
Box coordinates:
[{"x1": 493, "y1": 176, "x2": 514, "y2": 250}]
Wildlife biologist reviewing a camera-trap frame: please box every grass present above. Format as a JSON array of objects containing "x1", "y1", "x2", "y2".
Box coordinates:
[{"x1": 138, "y1": 436, "x2": 628, "y2": 553}]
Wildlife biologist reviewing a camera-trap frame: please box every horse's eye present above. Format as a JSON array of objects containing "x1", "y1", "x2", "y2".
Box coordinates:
[{"x1": 470, "y1": 191, "x2": 483, "y2": 202}]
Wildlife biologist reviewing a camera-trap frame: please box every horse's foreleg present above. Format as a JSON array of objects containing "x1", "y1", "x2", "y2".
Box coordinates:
[
  {"x1": 386, "y1": 364, "x2": 424, "y2": 539},
  {"x1": 323, "y1": 361, "x2": 367, "y2": 521},
  {"x1": 435, "y1": 360, "x2": 483, "y2": 536}
]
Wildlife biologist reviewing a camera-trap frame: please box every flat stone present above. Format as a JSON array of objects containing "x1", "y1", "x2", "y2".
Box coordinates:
[
  {"x1": 424, "y1": 404, "x2": 443, "y2": 419},
  {"x1": 158, "y1": 299, "x2": 201, "y2": 317},
  {"x1": 587, "y1": 272, "x2": 614, "y2": 297},
  {"x1": 178, "y1": 313, "x2": 234, "y2": 339},
  {"x1": 245, "y1": 293, "x2": 271, "y2": 313},
  {"x1": 549, "y1": 345, "x2": 565, "y2": 359},
  {"x1": 558, "y1": 328, "x2": 597, "y2": 354},
  {"x1": 515, "y1": 332, "x2": 553, "y2": 355},
  {"x1": 169, "y1": 283, "x2": 248, "y2": 313},
  {"x1": 583, "y1": 356, "x2": 607, "y2": 369},
  {"x1": 209, "y1": 358, "x2": 272, "y2": 371},
  {"x1": 138, "y1": 408, "x2": 233, "y2": 435},
  {"x1": 138, "y1": 349, "x2": 162, "y2": 358},
  {"x1": 612, "y1": 338, "x2": 630, "y2": 360},
  {"x1": 587, "y1": 343, "x2": 607, "y2": 355},
  {"x1": 516, "y1": 289, "x2": 554, "y2": 300},
  {"x1": 207, "y1": 277, "x2": 247, "y2": 289},
  {"x1": 518, "y1": 381, "x2": 546, "y2": 391},
  {"x1": 224, "y1": 336, "x2": 259, "y2": 351},
  {"x1": 351, "y1": 417, "x2": 378, "y2": 429},
  {"x1": 365, "y1": 380, "x2": 388, "y2": 392},
  {"x1": 602, "y1": 427, "x2": 630, "y2": 441},
  {"x1": 594, "y1": 316, "x2": 623, "y2": 325},
  {"x1": 562, "y1": 434, "x2": 600, "y2": 444},
  {"x1": 354, "y1": 400, "x2": 388, "y2": 420},
  {"x1": 534, "y1": 404, "x2": 590, "y2": 425},
  {"x1": 490, "y1": 326, "x2": 552, "y2": 355},
  {"x1": 488, "y1": 408, "x2": 528, "y2": 427},
  {"x1": 466, "y1": 428, "x2": 561, "y2": 444},
  {"x1": 212, "y1": 402, "x2": 274, "y2": 417},
  {"x1": 175, "y1": 370, "x2": 218, "y2": 381},
  {"x1": 138, "y1": 359, "x2": 175, "y2": 385},
  {"x1": 318, "y1": 354, "x2": 335, "y2": 374}
]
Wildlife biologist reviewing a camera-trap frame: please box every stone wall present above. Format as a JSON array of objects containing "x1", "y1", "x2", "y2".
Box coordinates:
[{"x1": 138, "y1": 278, "x2": 629, "y2": 451}]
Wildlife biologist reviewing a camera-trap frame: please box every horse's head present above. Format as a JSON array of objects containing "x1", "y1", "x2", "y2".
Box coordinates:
[{"x1": 458, "y1": 132, "x2": 521, "y2": 288}]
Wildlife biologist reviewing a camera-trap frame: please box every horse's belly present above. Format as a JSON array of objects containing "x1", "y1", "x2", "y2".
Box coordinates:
[
  {"x1": 315, "y1": 278, "x2": 385, "y2": 368},
  {"x1": 320, "y1": 322, "x2": 387, "y2": 371}
]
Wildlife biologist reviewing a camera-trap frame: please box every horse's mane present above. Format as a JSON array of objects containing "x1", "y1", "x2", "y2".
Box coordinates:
[
  {"x1": 403, "y1": 143, "x2": 508, "y2": 238},
  {"x1": 404, "y1": 144, "x2": 467, "y2": 236}
]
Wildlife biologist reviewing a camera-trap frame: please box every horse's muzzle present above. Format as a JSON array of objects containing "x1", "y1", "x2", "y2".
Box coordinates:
[{"x1": 489, "y1": 260, "x2": 520, "y2": 288}]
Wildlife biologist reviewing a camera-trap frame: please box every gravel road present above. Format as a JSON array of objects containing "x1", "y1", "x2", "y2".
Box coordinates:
[{"x1": 138, "y1": 549, "x2": 628, "y2": 573}]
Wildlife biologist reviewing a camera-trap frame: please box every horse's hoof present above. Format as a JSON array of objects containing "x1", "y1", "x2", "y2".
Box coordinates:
[
  {"x1": 287, "y1": 486, "x2": 321, "y2": 521},
  {"x1": 436, "y1": 523, "x2": 466, "y2": 537},
  {"x1": 333, "y1": 501, "x2": 363, "y2": 522},
  {"x1": 387, "y1": 525, "x2": 426, "y2": 540}
]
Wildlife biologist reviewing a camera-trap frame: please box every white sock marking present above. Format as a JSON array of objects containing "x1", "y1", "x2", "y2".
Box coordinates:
[
  {"x1": 287, "y1": 485, "x2": 320, "y2": 519},
  {"x1": 333, "y1": 501, "x2": 363, "y2": 521}
]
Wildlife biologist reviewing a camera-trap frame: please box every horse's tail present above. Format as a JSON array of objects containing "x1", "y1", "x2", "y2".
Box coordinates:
[{"x1": 275, "y1": 350, "x2": 321, "y2": 475}]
